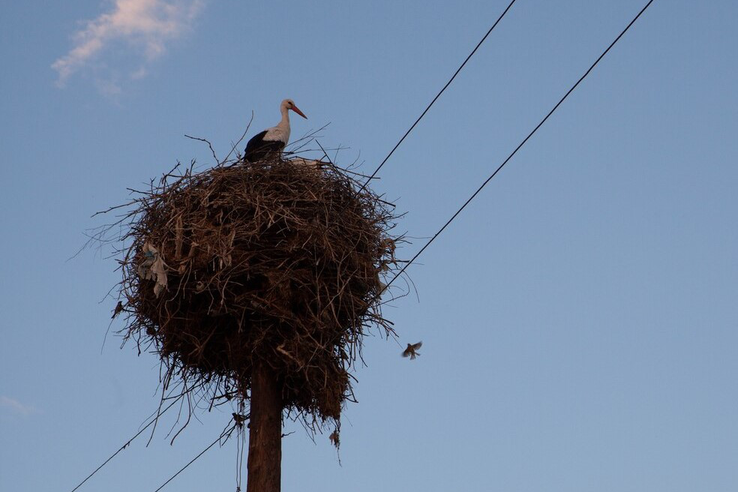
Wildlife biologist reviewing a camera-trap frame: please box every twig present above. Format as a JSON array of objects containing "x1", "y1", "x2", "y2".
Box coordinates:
[
  {"x1": 184, "y1": 135, "x2": 219, "y2": 164},
  {"x1": 222, "y1": 111, "x2": 254, "y2": 164}
]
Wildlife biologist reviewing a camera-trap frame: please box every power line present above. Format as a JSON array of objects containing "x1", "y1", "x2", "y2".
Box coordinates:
[
  {"x1": 359, "y1": 0, "x2": 519, "y2": 192},
  {"x1": 152, "y1": 421, "x2": 237, "y2": 492},
  {"x1": 69, "y1": 397, "x2": 182, "y2": 492},
  {"x1": 384, "y1": 0, "x2": 656, "y2": 292}
]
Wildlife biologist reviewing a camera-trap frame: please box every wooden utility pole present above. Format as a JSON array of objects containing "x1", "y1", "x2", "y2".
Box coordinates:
[{"x1": 246, "y1": 359, "x2": 283, "y2": 492}]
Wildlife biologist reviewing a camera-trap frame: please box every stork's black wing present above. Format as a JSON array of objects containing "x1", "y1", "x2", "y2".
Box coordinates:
[{"x1": 244, "y1": 131, "x2": 285, "y2": 163}]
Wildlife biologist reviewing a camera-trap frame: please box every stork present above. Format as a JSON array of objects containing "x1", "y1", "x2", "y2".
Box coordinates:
[{"x1": 243, "y1": 99, "x2": 307, "y2": 162}]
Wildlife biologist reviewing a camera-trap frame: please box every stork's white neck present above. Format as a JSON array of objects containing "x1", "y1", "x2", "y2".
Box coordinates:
[
  {"x1": 263, "y1": 104, "x2": 291, "y2": 143},
  {"x1": 277, "y1": 105, "x2": 291, "y2": 129}
]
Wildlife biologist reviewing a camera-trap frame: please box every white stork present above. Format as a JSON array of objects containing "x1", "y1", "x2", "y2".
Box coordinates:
[{"x1": 244, "y1": 99, "x2": 307, "y2": 162}]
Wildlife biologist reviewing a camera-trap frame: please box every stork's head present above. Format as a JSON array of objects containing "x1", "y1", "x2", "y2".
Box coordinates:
[{"x1": 281, "y1": 99, "x2": 307, "y2": 119}]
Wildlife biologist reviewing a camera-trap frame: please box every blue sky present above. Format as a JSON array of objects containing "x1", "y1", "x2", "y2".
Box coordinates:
[{"x1": 1, "y1": 1, "x2": 737, "y2": 491}]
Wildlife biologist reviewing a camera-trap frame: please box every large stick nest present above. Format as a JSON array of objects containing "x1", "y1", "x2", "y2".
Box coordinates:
[{"x1": 117, "y1": 157, "x2": 400, "y2": 428}]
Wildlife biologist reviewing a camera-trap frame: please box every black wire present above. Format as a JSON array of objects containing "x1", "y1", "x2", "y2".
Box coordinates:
[
  {"x1": 69, "y1": 397, "x2": 182, "y2": 492},
  {"x1": 384, "y1": 0, "x2": 656, "y2": 292},
  {"x1": 359, "y1": 0, "x2": 519, "y2": 193},
  {"x1": 152, "y1": 422, "x2": 237, "y2": 492}
]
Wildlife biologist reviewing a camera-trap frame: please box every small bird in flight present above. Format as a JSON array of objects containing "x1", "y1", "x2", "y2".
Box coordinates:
[{"x1": 401, "y1": 341, "x2": 422, "y2": 360}]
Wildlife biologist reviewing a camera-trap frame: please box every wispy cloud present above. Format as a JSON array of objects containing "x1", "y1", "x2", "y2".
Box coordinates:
[
  {"x1": 52, "y1": 0, "x2": 205, "y2": 89},
  {"x1": 0, "y1": 396, "x2": 40, "y2": 417}
]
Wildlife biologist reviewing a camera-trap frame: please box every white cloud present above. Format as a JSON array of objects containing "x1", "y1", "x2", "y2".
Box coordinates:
[
  {"x1": 130, "y1": 66, "x2": 148, "y2": 80},
  {"x1": 52, "y1": 0, "x2": 205, "y2": 88},
  {"x1": 0, "y1": 396, "x2": 40, "y2": 417},
  {"x1": 96, "y1": 77, "x2": 123, "y2": 97}
]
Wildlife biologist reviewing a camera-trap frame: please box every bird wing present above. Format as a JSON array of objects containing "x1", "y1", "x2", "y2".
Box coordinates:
[
  {"x1": 411, "y1": 341, "x2": 422, "y2": 350},
  {"x1": 244, "y1": 130, "x2": 269, "y2": 155}
]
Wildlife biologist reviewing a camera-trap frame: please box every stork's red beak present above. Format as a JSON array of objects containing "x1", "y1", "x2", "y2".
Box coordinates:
[{"x1": 291, "y1": 105, "x2": 307, "y2": 119}]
